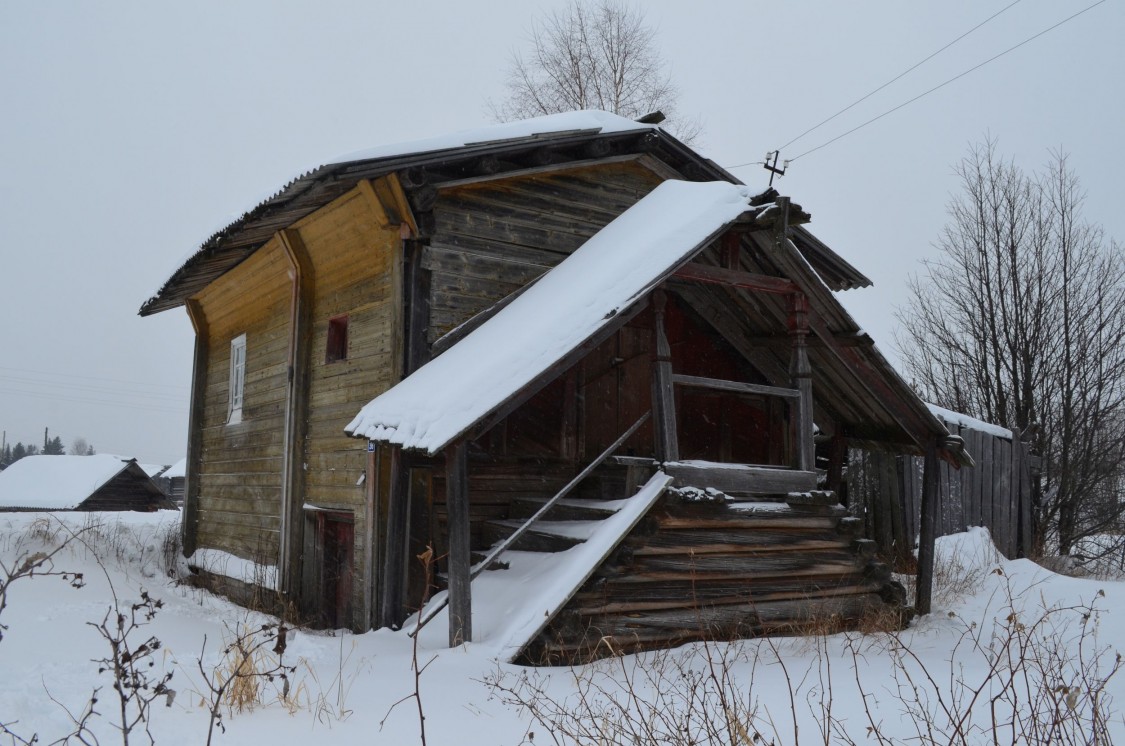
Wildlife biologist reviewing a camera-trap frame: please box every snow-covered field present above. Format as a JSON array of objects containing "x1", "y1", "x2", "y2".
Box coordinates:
[{"x1": 2, "y1": 511, "x2": 1122, "y2": 745}]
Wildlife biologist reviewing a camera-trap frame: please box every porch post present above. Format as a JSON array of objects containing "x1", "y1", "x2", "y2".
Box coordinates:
[
  {"x1": 916, "y1": 438, "x2": 940, "y2": 615},
  {"x1": 787, "y1": 293, "x2": 815, "y2": 471},
  {"x1": 445, "y1": 440, "x2": 472, "y2": 645},
  {"x1": 651, "y1": 289, "x2": 679, "y2": 462},
  {"x1": 380, "y1": 445, "x2": 410, "y2": 628}
]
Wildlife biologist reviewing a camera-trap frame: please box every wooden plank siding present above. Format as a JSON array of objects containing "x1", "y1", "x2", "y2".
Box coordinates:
[
  {"x1": 294, "y1": 186, "x2": 403, "y2": 626},
  {"x1": 193, "y1": 235, "x2": 292, "y2": 562},
  {"x1": 188, "y1": 181, "x2": 405, "y2": 627}
]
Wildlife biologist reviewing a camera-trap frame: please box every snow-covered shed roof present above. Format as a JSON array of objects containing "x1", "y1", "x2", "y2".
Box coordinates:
[
  {"x1": 163, "y1": 457, "x2": 187, "y2": 479},
  {"x1": 347, "y1": 180, "x2": 757, "y2": 452},
  {"x1": 0, "y1": 455, "x2": 142, "y2": 510}
]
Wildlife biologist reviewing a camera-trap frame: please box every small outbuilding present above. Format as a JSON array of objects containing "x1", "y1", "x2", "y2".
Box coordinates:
[{"x1": 0, "y1": 455, "x2": 175, "y2": 512}]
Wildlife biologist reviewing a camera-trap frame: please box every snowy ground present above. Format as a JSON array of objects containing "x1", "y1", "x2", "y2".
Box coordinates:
[{"x1": 2, "y1": 511, "x2": 1123, "y2": 745}]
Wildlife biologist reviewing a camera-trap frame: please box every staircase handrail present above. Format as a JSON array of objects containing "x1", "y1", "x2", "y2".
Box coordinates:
[{"x1": 408, "y1": 410, "x2": 652, "y2": 638}]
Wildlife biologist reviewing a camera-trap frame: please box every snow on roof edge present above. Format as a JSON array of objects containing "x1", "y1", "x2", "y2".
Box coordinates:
[
  {"x1": 326, "y1": 110, "x2": 654, "y2": 166},
  {"x1": 926, "y1": 403, "x2": 1014, "y2": 440}
]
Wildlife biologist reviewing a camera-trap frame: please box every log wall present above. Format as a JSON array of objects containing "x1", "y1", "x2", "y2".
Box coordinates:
[
  {"x1": 427, "y1": 161, "x2": 663, "y2": 342},
  {"x1": 520, "y1": 494, "x2": 901, "y2": 665}
]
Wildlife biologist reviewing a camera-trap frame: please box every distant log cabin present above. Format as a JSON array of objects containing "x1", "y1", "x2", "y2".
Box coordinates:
[
  {"x1": 0, "y1": 455, "x2": 174, "y2": 512},
  {"x1": 141, "y1": 111, "x2": 968, "y2": 660}
]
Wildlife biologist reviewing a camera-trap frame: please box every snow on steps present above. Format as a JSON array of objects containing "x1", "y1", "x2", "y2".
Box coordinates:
[{"x1": 411, "y1": 471, "x2": 674, "y2": 663}]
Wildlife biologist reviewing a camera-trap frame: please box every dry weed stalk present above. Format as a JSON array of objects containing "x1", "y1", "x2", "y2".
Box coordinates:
[
  {"x1": 380, "y1": 545, "x2": 439, "y2": 746},
  {"x1": 850, "y1": 568, "x2": 1121, "y2": 745},
  {"x1": 196, "y1": 621, "x2": 295, "y2": 746}
]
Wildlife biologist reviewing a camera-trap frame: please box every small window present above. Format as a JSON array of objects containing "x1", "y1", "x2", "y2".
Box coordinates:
[
  {"x1": 228, "y1": 333, "x2": 247, "y2": 424},
  {"x1": 326, "y1": 315, "x2": 349, "y2": 363}
]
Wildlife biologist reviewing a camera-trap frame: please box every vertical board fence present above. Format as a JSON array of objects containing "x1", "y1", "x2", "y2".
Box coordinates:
[{"x1": 848, "y1": 412, "x2": 1038, "y2": 562}]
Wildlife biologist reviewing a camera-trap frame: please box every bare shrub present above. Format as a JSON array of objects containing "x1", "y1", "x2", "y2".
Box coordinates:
[
  {"x1": 195, "y1": 621, "x2": 295, "y2": 746},
  {"x1": 852, "y1": 571, "x2": 1120, "y2": 744}
]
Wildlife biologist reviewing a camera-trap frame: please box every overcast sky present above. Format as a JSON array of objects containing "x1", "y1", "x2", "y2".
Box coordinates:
[{"x1": 1, "y1": 1, "x2": 1121, "y2": 464}]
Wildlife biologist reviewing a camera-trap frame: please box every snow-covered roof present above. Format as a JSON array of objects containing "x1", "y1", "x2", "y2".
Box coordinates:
[
  {"x1": 346, "y1": 180, "x2": 757, "y2": 453},
  {"x1": 0, "y1": 455, "x2": 135, "y2": 510},
  {"x1": 328, "y1": 110, "x2": 653, "y2": 166},
  {"x1": 926, "y1": 403, "x2": 1015, "y2": 440},
  {"x1": 163, "y1": 457, "x2": 187, "y2": 479}
]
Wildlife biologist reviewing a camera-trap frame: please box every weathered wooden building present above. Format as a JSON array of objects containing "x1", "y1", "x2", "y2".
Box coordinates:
[
  {"x1": 0, "y1": 454, "x2": 174, "y2": 512},
  {"x1": 142, "y1": 111, "x2": 966, "y2": 660}
]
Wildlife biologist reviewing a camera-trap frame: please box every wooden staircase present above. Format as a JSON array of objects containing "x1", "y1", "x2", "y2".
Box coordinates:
[{"x1": 476, "y1": 464, "x2": 906, "y2": 665}]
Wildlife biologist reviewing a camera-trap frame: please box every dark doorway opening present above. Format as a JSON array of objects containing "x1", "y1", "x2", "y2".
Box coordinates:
[{"x1": 311, "y1": 510, "x2": 354, "y2": 628}]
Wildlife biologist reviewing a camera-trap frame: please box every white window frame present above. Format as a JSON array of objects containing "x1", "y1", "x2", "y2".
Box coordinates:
[{"x1": 228, "y1": 333, "x2": 247, "y2": 425}]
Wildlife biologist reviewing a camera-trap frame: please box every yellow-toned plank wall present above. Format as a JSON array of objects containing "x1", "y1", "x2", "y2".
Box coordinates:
[
  {"x1": 294, "y1": 188, "x2": 400, "y2": 509},
  {"x1": 192, "y1": 236, "x2": 291, "y2": 560}
]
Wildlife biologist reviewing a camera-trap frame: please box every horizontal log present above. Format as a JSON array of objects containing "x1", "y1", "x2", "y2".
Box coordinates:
[
  {"x1": 571, "y1": 579, "x2": 885, "y2": 616},
  {"x1": 673, "y1": 263, "x2": 798, "y2": 295},
  {"x1": 665, "y1": 462, "x2": 817, "y2": 494},
  {"x1": 672, "y1": 373, "x2": 799, "y2": 400}
]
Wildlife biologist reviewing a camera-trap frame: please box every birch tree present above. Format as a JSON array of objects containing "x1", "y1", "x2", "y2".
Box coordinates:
[
  {"x1": 492, "y1": 0, "x2": 699, "y2": 142},
  {"x1": 897, "y1": 140, "x2": 1125, "y2": 554}
]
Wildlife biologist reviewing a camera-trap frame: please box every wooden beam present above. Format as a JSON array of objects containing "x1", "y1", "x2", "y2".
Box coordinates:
[
  {"x1": 445, "y1": 441, "x2": 472, "y2": 646},
  {"x1": 672, "y1": 373, "x2": 799, "y2": 400},
  {"x1": 664, "y1": 462, "x2": 817, "y2": 494},
  {"x1": 673, "y1": 262, "x2": 798, "y2": 296},
  {"x1": 380, "y1": 447, "x2": 411, "y2": 628},
  {"x1": 277, "y1": 229, "x2": 313, "y2": 596},
  {"x1": 916, "y1": 439, "x2": 940, "y2": 615},
  {"x1": 430, "y1": 153, "x2": 646, "y2": 190},
  {"x1": 363, "y1": 444, "x2": 378, "y2": 631},
  {"x1": 651, "y1": 290, "x2": 679, "y2": 462},
  {"x1": 403, "y1": 240, "x2": 432, "y2": 374},
  {"x1": 788, "y1": 292, "x2": 815, "y2": 472},
  {"x1": 182, "y1": 299, "x2": 209, "y2": 558}
]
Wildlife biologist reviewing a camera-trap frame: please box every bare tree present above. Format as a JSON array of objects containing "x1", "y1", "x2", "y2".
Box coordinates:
[
  {"x1": 897, "y1": 139, "x2": 1125, "y2": 554},
  {"x1": 491, "y1": 0, "x2": 700, "y2": 142},
  {"x1": 71, "y1": 437, "x2": 93, "y2": 456}
]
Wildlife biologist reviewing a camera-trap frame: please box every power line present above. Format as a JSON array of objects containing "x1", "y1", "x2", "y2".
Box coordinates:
[
  {"x1": 788, "y1": 0, "x2": 1107, "y2": 163},
  {"x1": 0, "y1": 374, "x2": 188, "y2": 403},
  {"x1": 777, "y1": 0, "x2": 1024, "y2": 154},
  {"x1": 726, "y1": 0, "x2": 1107, "y2": 172},
  {"x1": 0, "y1": 365, "x2": 189, "y2": 393},
  {"x1": 0, "y1": 386, "x2": 188, "y2": 415}
]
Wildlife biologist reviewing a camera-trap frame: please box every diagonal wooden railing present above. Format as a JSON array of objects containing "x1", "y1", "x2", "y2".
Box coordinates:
[{"x1": 409, "y1": 410, "x2": 652, "y2": 638}]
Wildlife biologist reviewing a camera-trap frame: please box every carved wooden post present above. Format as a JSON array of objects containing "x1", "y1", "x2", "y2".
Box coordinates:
[
  {"x1": 651, "y1": 290, "x2": 679, "y2": 462},
  {"x1": 787, "y1": 293, "x2": 814, "y2": 472},
  {"x1": 446, "y1": 440, "x2": 472, "y2": 645},
  {"x1": 916, "y1": 438, "x2": 940, "y2": 615}
]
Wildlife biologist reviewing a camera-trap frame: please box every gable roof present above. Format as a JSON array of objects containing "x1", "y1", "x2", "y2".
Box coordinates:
[
  {"x1": 0, "y1": 455, "x2": 149, "y2": 510},
  {"x1": 139, "y1": 111, "x2": 870, "y2": 317},
  {"x1": 346, "y1": 179, "x2": 956, "y2": 460},
  {"x1": 346, "y1": 180, "x2": 759, "y2": 453}
]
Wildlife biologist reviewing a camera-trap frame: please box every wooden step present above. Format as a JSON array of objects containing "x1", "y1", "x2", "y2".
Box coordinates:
[
  {"x1": 481, "y1": 519, "x2": 593, "y2": 552},
  {"x1": 507, "y1": 496, "x2": 621, "y2": 522}
]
